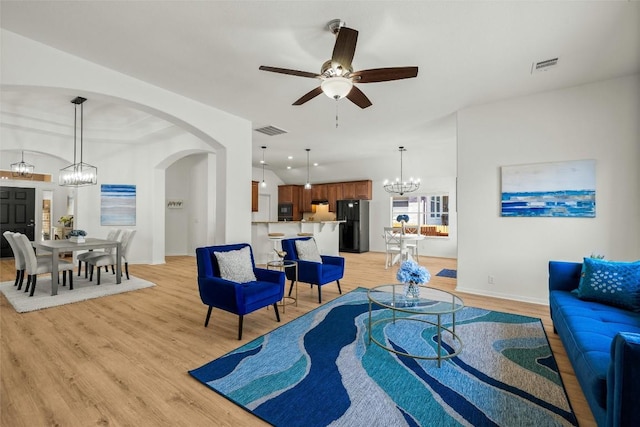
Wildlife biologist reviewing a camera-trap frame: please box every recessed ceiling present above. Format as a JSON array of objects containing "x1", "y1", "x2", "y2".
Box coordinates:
[{"x1": 1, "y1": 1, "x2": 639, "y2": 176}]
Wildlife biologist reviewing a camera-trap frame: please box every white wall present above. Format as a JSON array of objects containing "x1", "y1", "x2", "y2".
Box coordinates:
[
  {"x1": 457, "y1": 74, "x2": 640, "y2": 304},
  {"x1": 1, "y1": 29, "x2": 253, "y2": 263}
]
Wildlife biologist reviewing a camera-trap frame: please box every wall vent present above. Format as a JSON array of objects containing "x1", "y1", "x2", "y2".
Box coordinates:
[
  {"x1": 531, "y1": 57, "x2": 559, "y2": 73},
  {"x1": 254, "y1": 125, "x2": 287, "y2": 136}
]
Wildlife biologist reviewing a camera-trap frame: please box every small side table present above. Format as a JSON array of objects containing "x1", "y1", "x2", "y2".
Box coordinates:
[{"x1": 267, "y1": 259, "x2": 298, "y2": 312}]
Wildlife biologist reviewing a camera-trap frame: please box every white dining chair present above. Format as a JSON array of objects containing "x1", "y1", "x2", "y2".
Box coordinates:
[
  {"x1": 382, "y1": 229, "x2": 401, "y2": 269},
  {"x1": 88, "y1": 230, "x2": 136, "y2": 285},
  {"x1": 14, "y1": 233, "x2": 74, "y2": 296},
  {"x1": 3, "y1": 231, "x2": 53, "y2": 289},
  {"x1": 77, "y1": 228, "x2": 122, "y2": 278}
]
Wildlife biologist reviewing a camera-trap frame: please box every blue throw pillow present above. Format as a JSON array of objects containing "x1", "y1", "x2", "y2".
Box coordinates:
[{"x1": 577, "y1": 258, "x2": 640, "y2": 312}]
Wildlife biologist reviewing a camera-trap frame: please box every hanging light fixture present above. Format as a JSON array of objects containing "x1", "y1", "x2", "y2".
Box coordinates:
[
  {"x1": 11, "y1": 151, "x2": 35, "y2": 178},
  {"x1": 59, "y1": 96, "x2": 97, "y2": 187},
  {"x1": 383, "y1": 146, "x2": 420, "y2": 196},
  {"x1": 304, "y1": 148, "x2": 312, "y2": 190},
  {"x1": 260, "y1": 146, "x2": 267, "y2": 188}
]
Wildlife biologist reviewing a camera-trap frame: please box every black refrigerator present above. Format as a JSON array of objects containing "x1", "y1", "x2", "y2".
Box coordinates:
[{"x1": 337, "y1": 200, "x2": 370, "y2": 253}]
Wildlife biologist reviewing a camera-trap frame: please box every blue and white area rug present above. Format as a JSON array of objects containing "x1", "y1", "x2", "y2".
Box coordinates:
[{"x1": 189, "y1": 288, "x2": 577, "y2": 426}]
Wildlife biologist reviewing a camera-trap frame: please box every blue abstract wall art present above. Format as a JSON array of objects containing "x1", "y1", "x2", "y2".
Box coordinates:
[
  {"x1": 501, "y1": 160, "x2": 596, "y2": 217},
  {"x1": 100, "y1": 184, "x2": 136, "y2": 225}
]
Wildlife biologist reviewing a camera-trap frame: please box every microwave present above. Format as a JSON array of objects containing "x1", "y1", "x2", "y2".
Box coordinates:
[{"x1": 278, "y1": 203, "x2": 293, "y2": 221}]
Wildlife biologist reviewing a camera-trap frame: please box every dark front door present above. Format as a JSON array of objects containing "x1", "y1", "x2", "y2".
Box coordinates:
[{"x1": 0, "y1": 186, "x2": 36, "y2": 258}]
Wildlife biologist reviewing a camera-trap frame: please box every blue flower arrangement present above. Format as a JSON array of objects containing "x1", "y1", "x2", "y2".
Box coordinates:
[
  {"x1": 396, "y1": 260, "x2": 430, "y2": 284},
  {"x1": 396, "y1": 214, "x2": 410, "y2": 223},
  {"x1": 68, "y1": 229, "x2": 87, "y2": 237}
]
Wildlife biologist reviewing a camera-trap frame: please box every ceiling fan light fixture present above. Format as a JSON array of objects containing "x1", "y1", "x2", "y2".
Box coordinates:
[{"x1": 321, "y1": 76, "x2": 353, "y2": 100}]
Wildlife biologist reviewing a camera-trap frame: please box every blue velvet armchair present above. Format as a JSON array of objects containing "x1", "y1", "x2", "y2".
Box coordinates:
[
  {"x1": 195, "y1": 243, "x2": 285, "y2": 340},
  {"x1": 280, "y1": 237, "x2": 344, "y2": 303}
]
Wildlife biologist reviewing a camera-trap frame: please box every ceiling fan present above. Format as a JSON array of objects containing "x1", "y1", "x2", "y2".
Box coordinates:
[{"x1": 259, "y1": 19, "x2": 418, "y2": 109}]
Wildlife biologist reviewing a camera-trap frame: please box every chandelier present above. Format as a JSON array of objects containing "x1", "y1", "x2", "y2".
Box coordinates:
[
  {"x1": 11, "y1": 151, "x2": 35, "y2": 178},
  {"x1": 383, "y1": 146, "x2": 420, "y2": 195},
  {"x1": 260, "y1": 146, "x2": 267, "y2": 188},
  {"x1": 59, "y1": 96, "x2": 98, "y2": 186}
]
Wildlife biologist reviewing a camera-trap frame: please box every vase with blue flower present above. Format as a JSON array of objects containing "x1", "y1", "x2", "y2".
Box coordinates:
[
  {"x1": 396, "y1": 214, "x2": 410, "y2": 235},
  {"x1": 396, "y1": 259, "x2": 431, "y2": 298}
]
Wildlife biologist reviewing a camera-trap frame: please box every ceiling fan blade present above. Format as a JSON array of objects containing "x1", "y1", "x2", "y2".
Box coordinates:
[
  {"x1": 346, "y1": 86, "x2": 372, "y2": 109},
  {"x1": 259, "y1": 66, "x2": 320, "y2": 79},
  {"x1": 331, "y1": 27, "x2": 358, "y2": 71},
  {"x1": 351, "y1": 67, "x2": 418, "y2": 83},
  {"x1": 293, "y1": 87, "x2": 324, "y2": 105}
]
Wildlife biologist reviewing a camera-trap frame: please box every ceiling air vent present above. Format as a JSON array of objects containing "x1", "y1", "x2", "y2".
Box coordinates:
[
  {"x1": 254, "y1": 125, "x2": 287, "y2": 136},
  {"x1": 531, "y1": 57, "x2": 559, "y2": 74}
]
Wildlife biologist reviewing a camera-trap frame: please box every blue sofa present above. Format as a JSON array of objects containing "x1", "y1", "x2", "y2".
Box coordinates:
[{"x1": 548, "y1": 261, "x2": 640, "y2": 426}]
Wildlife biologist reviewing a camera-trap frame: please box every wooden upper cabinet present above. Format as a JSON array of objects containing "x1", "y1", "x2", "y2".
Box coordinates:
[
  {"x1": 278, "y1": 185, "x2": 303, "y2": 219},
  {"x1": 278, "y1": 185, "x2": 295, "y2": 204},
  {"x1": 342, "y1": 182, "x2": 355, "y2": 199},
  {"x1": 311, "y1": 183, "x2": 328, "y2": 201},
  {"x1": 353, "y1": 180, "x2": 372, "y2": 200},
  {"x1": 342, "y1": 180, "x2": 372, "y2": 200},
  {"x1": 280, "y1": 180, "x2": 371, "y2": 215},
  {"x1": 301, "y1": 186, "x2": 312, "y2": 213},
  {"x1": 327, "y1": 183, "x2": 343, "y2": 212},
  {"x1": 251, "y1": 181, "x2": 259, "y2": 212}
]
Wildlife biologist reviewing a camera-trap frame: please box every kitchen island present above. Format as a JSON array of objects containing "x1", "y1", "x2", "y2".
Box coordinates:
[{"x1": 251, "y1": 221, "x2": 344, "y2": 265}]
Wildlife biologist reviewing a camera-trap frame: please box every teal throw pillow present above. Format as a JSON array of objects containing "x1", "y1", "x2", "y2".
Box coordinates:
[{"x1": 577, "y1": 258, "x2": 640, "y2": 312}]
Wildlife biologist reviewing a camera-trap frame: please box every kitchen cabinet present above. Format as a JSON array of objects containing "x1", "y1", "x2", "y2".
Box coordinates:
[
  {"x1": 327, "y1": 183, "x2": 343, "y2": 212},
  {"x1": 251, "y1": 181, "x2": 259, "y2": 212},
  {"x1": 301, "y1": 186, "x2": 313, "y2": 213},
  {"x1": 281, "y1": 180, "x2": 372, "y2": 215},
  {"x1": 342, "y1": 180, "x2": 372, "y2": 200},
  {"x1": 353, "y1": 180, "x2": 372, "y2": 200},
  {"x1": 311, "y1": 183, "x2": 328, "y2": 201},
  {"x1": 278, "y1": 185, "x2": 303, "y2": 220}
]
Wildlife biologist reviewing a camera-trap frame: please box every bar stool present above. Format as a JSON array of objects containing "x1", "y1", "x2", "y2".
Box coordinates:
[
  {"x1": 297, "y1": 232, "x2": 314, "y2": 237},
  {"x1": 268, "y1": 233, "x2": 285, "y2": 260}
]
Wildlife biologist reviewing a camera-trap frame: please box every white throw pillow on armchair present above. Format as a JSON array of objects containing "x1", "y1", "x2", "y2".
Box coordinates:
[
  {"x1": 214, "y1": 246, "x2": 257, "y2": 283},
  {"x1": 295, "y1": 238, "x2": 323, "y2": 263}
]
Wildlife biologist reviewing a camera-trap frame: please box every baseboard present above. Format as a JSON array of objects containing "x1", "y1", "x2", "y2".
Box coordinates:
[{"x1": 455, "y1": 286, "x2": 548, "y2": 306}]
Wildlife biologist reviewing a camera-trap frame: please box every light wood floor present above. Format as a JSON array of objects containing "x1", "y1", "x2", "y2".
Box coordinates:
[{"x1": 1, "y1": 252, "x2": 595, "y2": 426}]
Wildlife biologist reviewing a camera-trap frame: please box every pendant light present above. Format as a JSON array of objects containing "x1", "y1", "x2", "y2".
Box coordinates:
[
  {"x1": 11, "y1": 151, "x2": 35, "y2": 178},
  {"x1": 260, "y1": 146, "x2": 267, "y2": 188},
  {"x1": 59, "y1": 96, "x2": 98, "y2": 187},
  {"x1": 304, "y1": 148, "x2": 312, "y2": 190},
  {"x1": 383, "y1": 146, "x2": 420, "y2": 195}
]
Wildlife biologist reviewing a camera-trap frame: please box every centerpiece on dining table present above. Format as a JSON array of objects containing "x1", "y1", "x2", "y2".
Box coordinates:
[
  {"x1": 67, "y1": 229, "x2": 87, "y2": 243},
  {"x1": 396, "y1": 214, "x2": 410, "y2": 235},
  {"x1": 396, "y1": 259, "x2": 431, "y2": 298}
]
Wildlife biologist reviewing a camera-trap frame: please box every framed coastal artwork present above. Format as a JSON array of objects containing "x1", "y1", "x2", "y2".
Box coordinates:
[
  {"x1": 501, "y1": 159, "x2": 596, "y2": 218},
  {"x1": 100, "y1": 184, "x2": 136, "y2": 225}
]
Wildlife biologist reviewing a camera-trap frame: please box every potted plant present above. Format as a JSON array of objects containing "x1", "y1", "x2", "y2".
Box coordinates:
[
  {"x1": 58, "y1": 215, "x2": 74, "y2": 228},
  {"x1": 68, "y1": 229, "x2": 87, "y2": 243}
]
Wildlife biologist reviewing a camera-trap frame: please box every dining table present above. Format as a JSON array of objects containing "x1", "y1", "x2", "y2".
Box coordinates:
[
  {"x1": 391, "y1": 233, "x2": 425, "y2": 266},
  {"x1": 32, "y1": 238, "x2": 122, "y2": 296}
]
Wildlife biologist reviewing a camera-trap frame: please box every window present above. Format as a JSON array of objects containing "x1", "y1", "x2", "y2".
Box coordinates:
[{"x1": 391, "y1": 194, "x2": 449, "y2": 237}]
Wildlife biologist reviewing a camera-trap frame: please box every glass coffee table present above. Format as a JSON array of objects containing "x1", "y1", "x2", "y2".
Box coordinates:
[{"x1": 367, "y1": 284, "x2": 464, "y2": 367}]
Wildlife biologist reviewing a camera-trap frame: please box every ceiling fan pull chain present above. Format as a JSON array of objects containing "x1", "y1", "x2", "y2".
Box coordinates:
[{"x1": 335, "y1": 99, "x2": 339, "y2": 128}]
